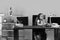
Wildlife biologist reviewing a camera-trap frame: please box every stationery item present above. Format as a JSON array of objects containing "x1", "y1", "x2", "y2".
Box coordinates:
[
  {"x1": 15, "y1": 23, "x2": 23, "y2": 27},
  {"x1": 51, "y1": 23, "x2": 59, "y2": 28}
]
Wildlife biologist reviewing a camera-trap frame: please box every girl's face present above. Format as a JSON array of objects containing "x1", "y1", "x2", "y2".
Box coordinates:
[{"x1": 39, "y1": 14, "x2": 44, "y2": 19}]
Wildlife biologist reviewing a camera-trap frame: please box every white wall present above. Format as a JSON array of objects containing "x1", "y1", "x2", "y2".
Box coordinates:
[
  {"x1": 0, "y1": 0, "x2": 60, "y2": 25},
  {"x1": 0, "y1": 0, "x2": 60, "y2": 40}
]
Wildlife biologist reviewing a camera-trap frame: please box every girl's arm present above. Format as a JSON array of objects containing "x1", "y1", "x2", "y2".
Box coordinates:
[{"x1": 37, "y1": 20, "x2": 43, "y2": 25}]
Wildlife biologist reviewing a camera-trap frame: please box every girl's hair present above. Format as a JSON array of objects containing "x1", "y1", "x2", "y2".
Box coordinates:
[{"x1": 38, "y1": 13, "x2": 45, "y2": 20}]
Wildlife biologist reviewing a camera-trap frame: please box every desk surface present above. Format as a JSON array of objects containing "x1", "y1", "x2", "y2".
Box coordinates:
[{"x1": 14, "y1": 26, "x2": 60, "y2": 30}]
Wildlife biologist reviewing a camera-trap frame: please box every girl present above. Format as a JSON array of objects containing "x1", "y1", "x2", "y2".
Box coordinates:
[
  {"x1": 35, "y1": 13, "x2": 47, "y2": 26},
  {"x1": 33, "y1": 13, "x2": 47, "y2": 40}
]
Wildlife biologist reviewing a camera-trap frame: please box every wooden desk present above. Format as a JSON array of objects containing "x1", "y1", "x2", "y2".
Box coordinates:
[{"x1": 14, "y1": 26, "x2": 60, "y2": 40}]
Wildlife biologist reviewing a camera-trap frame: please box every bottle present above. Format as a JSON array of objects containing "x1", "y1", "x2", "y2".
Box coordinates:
[
  {"x1": 9, "y1": 7, "x2": 14, "y2": 23},
  {"x1": 9, "y1": 7, "x2": 13, "y2": 16}
]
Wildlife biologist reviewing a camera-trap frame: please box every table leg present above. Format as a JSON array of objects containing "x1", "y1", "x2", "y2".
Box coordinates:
[
  {"x1": 54, "y1": 29, "x2": 58, "y2": 40},
  {"x1": 14, "y1": 29, "x2": 19, "y2": 40}
]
